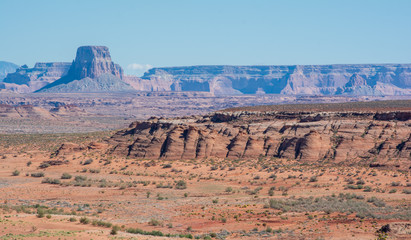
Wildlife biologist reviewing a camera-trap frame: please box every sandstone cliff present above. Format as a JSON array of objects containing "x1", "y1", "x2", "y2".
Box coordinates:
[
  {"x1": 1, "y1": 62, "x2": 71, "y2": 93},
  {"x1": 133, "y1": 64, "x2": 411, "y2": 95},
  {"x1": 106, "y1": 103, "x2": 411, "y2": 168}
]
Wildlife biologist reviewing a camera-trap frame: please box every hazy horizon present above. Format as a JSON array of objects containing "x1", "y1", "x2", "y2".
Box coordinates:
[{"x1": 1, "y1": 0, "x2": 411, "y2": 76}]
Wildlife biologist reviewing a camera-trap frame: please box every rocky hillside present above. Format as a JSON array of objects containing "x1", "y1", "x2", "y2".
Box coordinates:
[
  {"x1": 0, "y1": 61, "x2": 18, "y2": 80},
  {"x1": 131, "y1": 64, "x2": 411, "y2": 95},
  {"x1": 1, "y1": 63, "x2": 71, "y2": 92},
  {"x1": 105, "y1": 101, "x2": 411, "y2": 168}
]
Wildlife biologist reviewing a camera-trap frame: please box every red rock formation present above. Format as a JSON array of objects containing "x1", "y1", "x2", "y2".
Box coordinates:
[
  {"x1": 70, "y1": 46, "x2": 123, "y2": 80},
  {"x1": 107, "y1": 110, "x2": 411, "y2": 168}
]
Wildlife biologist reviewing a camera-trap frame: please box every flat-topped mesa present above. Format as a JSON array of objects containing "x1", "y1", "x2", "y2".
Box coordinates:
[{"x1": 70, "y1": 46, "x2": 123, "y2": 80}]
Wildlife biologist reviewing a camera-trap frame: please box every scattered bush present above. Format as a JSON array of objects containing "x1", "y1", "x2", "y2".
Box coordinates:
[
  {"x1": 61, "y1": 173, "x2": 72, "y2": 179},
  {"x1": 31, "y1": 172, "x2": 45, "y2": 178},
  {"x1": 175, "y1": 180, "x2": 187, "y2": 190},
  {"x1": 74, "y1": 176, "x2": 87, "y2": 182},
  {"x1": 309, "y1": 176, "x2": 318, "y2": 182},
  {"x1": 80, "y1": 217, "x2": 90, "y2": 224},
  {"x1": 111, "y1": 225, "x2": 120, "y2": 235},
  {"x1": 42, "y1": 178, "x2": 61, "y2": 184},
  {"x1": 149, "y1": 219, "x2": 162, "y2": 226},
  {"x1": 83, "y1": 159, "x2": 93, "y2": 165},
  {"x1": 12, "y1": 170, "x2": 20, "y2": 176}
]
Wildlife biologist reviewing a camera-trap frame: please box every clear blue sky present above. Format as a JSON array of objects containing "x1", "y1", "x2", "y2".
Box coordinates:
[{"x1": 1, "y1": 0, "x2": 410, "y2": 76}]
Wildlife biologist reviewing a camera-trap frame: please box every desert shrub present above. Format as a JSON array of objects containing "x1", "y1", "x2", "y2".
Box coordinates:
[
  {"x1": 42, "y1": 178, "x2": 61, "y2": 184},
  {"x1": 69, "y1": 217, "x2": 77, "y2": 222},
  {"x1": 92, "y1": 219, "x2": 112, "y2": 228},
  {"x1": 175, "y1": 180, "x2": 187, "y2": 189},
  {"x1": 363, "y1": 186, "x2": 372, "y2": 192},
  {"x1": 26, "y1": 161, "x2": 32, "y2": 166},
  {"x1": 309, "y1": 176, "x2": 318, "y2": 182},
  {"x1": 31, "y1": 172, "x2": 45, "y2": 178},
  {"x1": 402, "y1": 189, "x2": 411, "y2": 194},
  {"x1": 83, "y1": 159, "x2": 93, "y2": 165},
  {"x1": 268, "y1": 188, "x2": 274, "y2": 196},
  {"x1": 225, "y1": 187, "x2": 233, "y2": 193},
  {"x1": 111, "y1": 225, "x2": 120, "y2": 235},
  {"x1": 89, "y1": 169, "x2": 100, "y2": 173},
  {"x1": 36, "y1": 208, "x2": 45, "y2": 218},
  {"x1": 347, "y1": 184, "x2": 363, "y2": 190},
  {"x1": 162, "y1": 164, "x2": 172, "y2": 168},
  {"x1": 269, "y1": 174, "x2": 277, "y2": 180},
  {"x1": 391, "y1": 182, "x2": 401, "y2": 187},
  {"x1": 149, "y1": 219, "x2": 162, "y2": 226},
  {"x1": 266, "y1": 195, "x2": 410, "y2": 220},
  {"x1": 61, "y1": 173, "x2": 72, "y2": 179},
  {"x1": 79, "y1": 217, "x2": 90, "y2": 224},
  {"x1": 246, "y1": 187, "x2": 263, "y2": 195},
  {"x1": 39, "y1": 162, "x2": 51, "y2": 169},
  {"x1": 12, "y1": 170, "x2": 20, "y2": 176},
  {"x1": 74, "y1": 175, "x2": 87, "y2": 181},
  {"x1": 367, "y1": 197, "x2": 386, "y2": 207}
]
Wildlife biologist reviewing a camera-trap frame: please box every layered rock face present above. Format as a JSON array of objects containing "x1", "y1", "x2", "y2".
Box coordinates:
[
  {"x1": 1, "y1": 62, "x2": 71, "y2": 93},
  {"x1": 134, "y1": 64, "x2": 411, "y2": 95},
  {"x1": 107, "y1": 108, "x2": 411, "y2": 168},
  {"x1": 69, "y1": 46, "x2": 123, "y2": 80},
  {"x1": 37, "y1": 46, "x2": 132, "y2": 93}
]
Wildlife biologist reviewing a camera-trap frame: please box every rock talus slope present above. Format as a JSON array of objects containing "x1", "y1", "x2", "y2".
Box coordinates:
[{"x1": 107, "y1": 108, "x2": 411, "y2": 168}]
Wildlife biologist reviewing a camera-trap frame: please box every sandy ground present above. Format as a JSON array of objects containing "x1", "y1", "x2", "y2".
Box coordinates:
[{"x1": 0, "y1": 134, "x2": 410, "y2": 240}]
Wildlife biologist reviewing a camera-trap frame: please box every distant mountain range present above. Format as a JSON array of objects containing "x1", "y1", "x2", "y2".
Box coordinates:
[{"x1": 1, "y1": 46, "x2": 410, "y2": 95}]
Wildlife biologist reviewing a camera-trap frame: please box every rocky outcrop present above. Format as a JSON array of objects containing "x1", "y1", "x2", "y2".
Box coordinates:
[
  {"x1": 55, "y1": 142, "x2": 84, "y2": 155},
  {"x1": 1, "y1": 62, "x2": 71, "y2": 93},
  {"x1": 49, "y1": 104, "x2": 87, "y2": 116},
  {"x1": 0, "y1": 61, "x2": 19, "y2": 80},
  {"x1": 107, "y1": 109, "x2": 411, "y2": 168},
  {"x1": 0, "y1": 104, "x2": 57, "y2": 120},
  {"x1": 133, "y1": 64, "x2": 411, "y2": 95},
  {"x1": 37, "y1": 46, "x2": 132, "y2": 93}
]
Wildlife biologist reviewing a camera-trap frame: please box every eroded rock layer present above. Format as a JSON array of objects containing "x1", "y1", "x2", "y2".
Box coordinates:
[
  {"x1": 135, "y1": 64, "x2": 411, "y2": 95},
  {"x1": 2, "y1": 62, "x2": 71, "y2": 92},
  {"x1": 107, "y1": 110, "x2": 411, "y2": 168}
]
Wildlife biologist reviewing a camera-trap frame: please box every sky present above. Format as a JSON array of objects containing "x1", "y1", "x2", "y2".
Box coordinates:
[{"x1": 1, "y1": 0, "x2": 411, "y2": 76}]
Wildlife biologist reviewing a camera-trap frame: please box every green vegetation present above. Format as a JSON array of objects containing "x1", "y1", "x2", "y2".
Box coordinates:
[
  {"x1": 61, "y1": 173, "x2": 72, "y2": 179},
  {"x1": 266, "y1": 194, "x2": 411, "y2": 220},
  {"x1": 31, "y1": 172, "x2": 45, "y2": 178}
]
